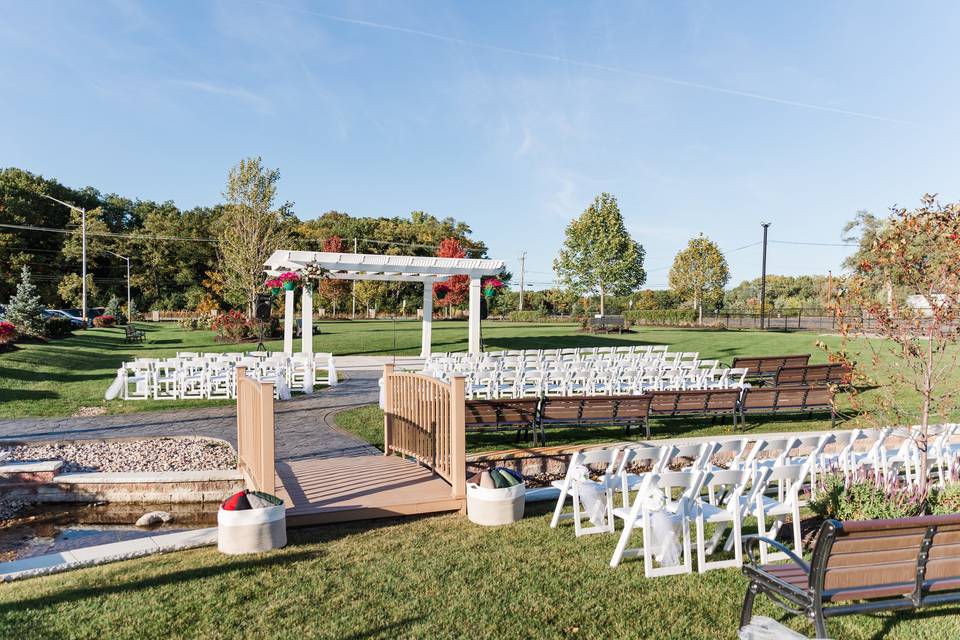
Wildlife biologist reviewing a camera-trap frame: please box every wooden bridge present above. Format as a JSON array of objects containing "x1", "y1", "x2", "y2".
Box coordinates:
[{"x1": 236, "y1": 365, "x2": 467, "y2": 526}]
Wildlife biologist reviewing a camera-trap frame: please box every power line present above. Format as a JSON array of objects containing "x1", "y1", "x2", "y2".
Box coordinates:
[
  {"x1": 0, "y1": 222, "x2": 217, "y2": 243},
  {"x1": 770, "y1": 240, "x2": 855, "y2": 247}
]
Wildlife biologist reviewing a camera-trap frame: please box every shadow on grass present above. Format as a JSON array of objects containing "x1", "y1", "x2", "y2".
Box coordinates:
[
  {"x1": 0, "y1": 550, "x2": 319, "y2": 615},
  {"x1": 0, "y1": 389, "x2": 59, "y2": 401},
  {"x1": 871, "y1": 605, "x2": 960, "y2": 640}
]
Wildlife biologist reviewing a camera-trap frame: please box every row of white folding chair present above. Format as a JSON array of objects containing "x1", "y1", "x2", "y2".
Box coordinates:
[{"x1": 550, "y1": 440, "x2": 817, "y2": 575}]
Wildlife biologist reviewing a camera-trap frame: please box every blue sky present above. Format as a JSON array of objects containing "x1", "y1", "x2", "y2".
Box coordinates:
[{"x1": 2, "y1": 1, "x2": 959, "y2": 290}]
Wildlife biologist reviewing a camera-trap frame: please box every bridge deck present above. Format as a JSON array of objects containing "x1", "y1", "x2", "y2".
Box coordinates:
[{"x1": 276, "y1": 455, "x2": 464, "y2": 527}]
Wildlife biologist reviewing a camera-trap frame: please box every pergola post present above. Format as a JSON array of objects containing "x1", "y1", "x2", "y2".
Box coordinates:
[
  {"x1": 468, "y1": 277, "x2": 482, "y2": 354},
  {"x1": 421, "y1": 279, "x2": 433, "y2": 357},
  {"x1": 301, "y1": 283, "x2": 313, "y2": 355},
  {"x1": 283, "y1": 288, "x2": 295, "y2": 354}
]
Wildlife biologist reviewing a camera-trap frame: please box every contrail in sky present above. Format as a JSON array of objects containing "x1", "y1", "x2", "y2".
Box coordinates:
[{"x1": 251, "y1": 0, "x2": 923, "y2": 128}]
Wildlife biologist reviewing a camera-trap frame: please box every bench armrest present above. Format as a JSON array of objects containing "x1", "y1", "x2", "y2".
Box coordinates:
[{"x1": 742, "y1": 535, "x2": 810, "y2": 574}]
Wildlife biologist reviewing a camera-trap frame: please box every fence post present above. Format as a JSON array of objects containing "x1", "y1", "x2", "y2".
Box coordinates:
[
  {"x1": 383, "y1": 364, "x2": 395, "y2": 457},
  {"x1": 236, "y1": 366, "x2": 246, "y2": 474},
  {"x1": 259, "y1": 380, "x2": 275, "y2": 494},
  {"x1": 449, "y1": 375, "x2": 467, "y2": 504}
]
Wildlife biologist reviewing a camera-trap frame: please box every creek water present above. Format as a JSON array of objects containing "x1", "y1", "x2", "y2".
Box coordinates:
[{"x1": 0, "y1": 502, "x2": 218, "y2": 562}]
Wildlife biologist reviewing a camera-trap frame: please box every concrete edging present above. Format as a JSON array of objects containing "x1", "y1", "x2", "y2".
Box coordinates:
[{"x1": 0, "y1": 527, "x2": 219, "y2": 582}]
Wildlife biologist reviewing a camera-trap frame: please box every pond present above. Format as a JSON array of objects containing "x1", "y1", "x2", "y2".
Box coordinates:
[{"x1": 0, "y1": 502, "x2": 218, "y2": 563}]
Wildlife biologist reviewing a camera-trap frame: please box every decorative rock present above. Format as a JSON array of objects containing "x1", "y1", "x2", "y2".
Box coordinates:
[
  {"x1": 135, "y1": 511, "x2": 175, "y2": 527},
  {"x1": 2, "y1": 437, "x2": 235, "y2": 474}
]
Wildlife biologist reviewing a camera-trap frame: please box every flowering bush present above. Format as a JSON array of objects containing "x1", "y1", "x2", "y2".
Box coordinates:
[
  {"x1": 929, "y1": 484, "x2": 960, "y2": 515},
  {"x1": 212, "y1": 310, "x2": 253, "y2": 342},
  {"x1": 0, "y1": 321, "x2": 16, "y2": 344},
  {"x1": 93, "y1": 315, "x2": 117, "y2": 328},
  {"x1": 809, "y1": 470, "x2": 928, "y2": 521}
]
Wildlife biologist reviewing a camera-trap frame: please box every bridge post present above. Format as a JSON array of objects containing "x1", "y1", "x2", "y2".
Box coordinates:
[{"x1": 383, "y1": 364, "x2": 395, "y2": 456}]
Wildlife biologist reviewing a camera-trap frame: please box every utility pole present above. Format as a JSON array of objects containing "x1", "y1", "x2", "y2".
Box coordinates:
[
  {"x1": 352, "y1": 237, "x2": 357, "y2": 319},
  {"x1": 759, "y1": 222, "x2": 771, "y2": 330},
  {"x1": 518, "y1": 251, "x2": 526, "y2": 311},
  {"x1": 41, "y1": 195, "x2": 87, "y2": 327}
]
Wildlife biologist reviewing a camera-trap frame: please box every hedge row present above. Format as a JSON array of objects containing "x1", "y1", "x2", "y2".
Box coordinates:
[{"x1": 622, "y1": 309, "x2": 699, "y2": 326}]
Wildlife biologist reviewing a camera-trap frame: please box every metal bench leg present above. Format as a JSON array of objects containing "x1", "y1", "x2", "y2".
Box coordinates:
[{"x1": 739, "y1": 583, "x2": 758, "y2": 629}]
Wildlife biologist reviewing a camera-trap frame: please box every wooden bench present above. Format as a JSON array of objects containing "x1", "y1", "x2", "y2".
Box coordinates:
[
  {"x1": 647, "y1": 388, "x2": 742, "y2": 428},
  {"x1": 732, "y1": 354, "x2": 811, "y2": 381},
  {"x1": 538, "y1": 395, "x2": 653, "y2": 441},
  {"x1": 125, "y1": 324, "x2": 146, "y2": 344},
  {"x1": 740, "y1": 514, "x2": 960, "y2": 638},
  {"x1": 588, "y1": 315, "x2": 625, "y2": 334},
  {"x1": 774, "y1": 363, "x2": 852, "y2": 387},
  {"x1": 464, "y1": 398, "x2": 540, "y2": 444},
  {"x1": 739, "y1": 385, "x2": 836, "y2": 427}
]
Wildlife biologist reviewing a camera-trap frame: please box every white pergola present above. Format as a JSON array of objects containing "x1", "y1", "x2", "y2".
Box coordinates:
[{"x1": 264, "y1": 250, "x2": 505, "y2": 356}]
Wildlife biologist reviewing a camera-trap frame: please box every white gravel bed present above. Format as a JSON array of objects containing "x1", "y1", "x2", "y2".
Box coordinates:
[{"x1": 2, "y1": 438, "x2": 236, "y2": 474}]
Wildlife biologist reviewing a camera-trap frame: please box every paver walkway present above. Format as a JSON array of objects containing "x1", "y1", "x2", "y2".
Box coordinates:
[{"x1": 0, "y1": 374, "x2": 382, "y2": 462}]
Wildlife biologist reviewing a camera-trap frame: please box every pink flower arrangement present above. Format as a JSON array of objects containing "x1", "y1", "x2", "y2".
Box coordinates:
[
  {"x1": 264, "y1": 278, "x2": 282, "y2": 289},
  {"x1": 278, "y1": 271, "x2": 300, "y2": 283}
]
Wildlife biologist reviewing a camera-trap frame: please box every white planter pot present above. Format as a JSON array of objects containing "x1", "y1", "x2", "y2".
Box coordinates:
[
  {"x1": 466, "y1": 482, "x2": 525, "y2": 526},
  {"x1": 217, "y1": 503, "x2": 287, "y2": 554}
]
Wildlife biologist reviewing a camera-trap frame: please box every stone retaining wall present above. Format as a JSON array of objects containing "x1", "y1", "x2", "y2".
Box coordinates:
[{"x1": 0, "y1": 469, "x2": 245, "y2": 504}]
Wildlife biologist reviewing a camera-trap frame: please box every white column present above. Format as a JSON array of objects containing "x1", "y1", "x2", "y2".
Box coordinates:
[
  {"x1": 421, "y1": 279, "x2": 433, "y2": 357},
  {"x1": 468, "y1": 277, "x2": 482, "y2": 354},
  {"x1": 301, "y1": 284, "x2": 313, "y2": 355},
  {"x1": 283, "y1": 288, "x2": 295, "y2": 354}
]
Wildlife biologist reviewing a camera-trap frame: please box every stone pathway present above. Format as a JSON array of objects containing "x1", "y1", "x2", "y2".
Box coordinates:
[{"x1": 0, "y1": 374, "x2": 382, "y2": 462}]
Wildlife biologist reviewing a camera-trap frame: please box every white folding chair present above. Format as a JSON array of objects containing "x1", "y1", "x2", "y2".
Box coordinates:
[
  {"x1": 550, "y1": 448, "x2": 622, "y2": 536},
  {"x1": 753, "y1": 462, "x2": 810, "y2": 564},
  {"x1": 179, "y1": 357, "x2": 207, "y2": 400},
  {"x1": 609, "y1": 469, "x2": 710, "y2": 575},
  {"x1": 121, "y1": 361, "x2": 152, "y2": 400},
  {"x1": 615, "y1": 445, "x2": 673, "y2": 508},
  {"x1": 206, "y1": 359, "x2": 234, "y2": 399},
  {"x1": 695, "y1": 467, "x2": 757, "y2": 572},
  {"x1": 153, "y1": 358, "x2": 181, "y2": 399}
]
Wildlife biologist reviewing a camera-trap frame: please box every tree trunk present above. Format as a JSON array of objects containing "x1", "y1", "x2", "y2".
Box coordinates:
[{"x1": 599, "y1": 285, "x2": 605, "y2": 317}]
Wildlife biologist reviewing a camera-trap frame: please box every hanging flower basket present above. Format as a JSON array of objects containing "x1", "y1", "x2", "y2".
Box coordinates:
[
  {"x1": 264, "y1": 278, "x2": 283, "y2": 296},
  {"x1": 482, "y1": 277, "x2": 505, "y2": 299},
  {"x1": 278, "y1": 271, "x2": 300, "y2": 291}
]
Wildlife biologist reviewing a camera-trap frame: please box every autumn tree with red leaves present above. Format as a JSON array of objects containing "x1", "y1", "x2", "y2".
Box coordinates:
[
  {"x1": 832, "y1": 194, "x2": 960, "y2": 491},
  {"x1": 433, "y1": 238, "x2": 470, "y2": 310}
]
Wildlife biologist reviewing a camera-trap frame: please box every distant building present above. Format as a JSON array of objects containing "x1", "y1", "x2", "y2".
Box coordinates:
[{"x1": 906, "y1": 294, "x2": 946, "y2": 317}]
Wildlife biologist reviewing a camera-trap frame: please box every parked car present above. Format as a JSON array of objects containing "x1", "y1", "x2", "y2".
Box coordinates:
[{"x1": 53, "y1": 309, "x2": 90, "y2": 328}]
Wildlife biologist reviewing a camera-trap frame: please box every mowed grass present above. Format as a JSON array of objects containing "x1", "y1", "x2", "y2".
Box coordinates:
[
  {"x1": 0, "y1": 319, "x2": 952, "y2": 422},
  {"x1": 2, "y1": 503, "x2": 958, "y2": 640}
]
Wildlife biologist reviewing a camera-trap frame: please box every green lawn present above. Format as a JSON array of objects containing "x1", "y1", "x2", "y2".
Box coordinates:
[
  {"x1": 2, "y1": 503, "x2": 957, "y2": 640},
  {"x1": 0, "y1": 319, "x2": 948, "y2": 424}
]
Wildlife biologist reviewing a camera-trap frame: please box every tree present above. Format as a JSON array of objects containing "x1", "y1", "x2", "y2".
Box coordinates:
[
  {"x1": 318, "y1": 236, "x2": 351, "y2": 315},
  {"x1": 5, "y1": 266, "x2": 45, "y2": 336},
  {"x1": 553, "y1": 193, "x2": 646, "y2": 315},
  {"x1": 668, "y1": 234, "x2": 730, "y2": 324},
  {"x1": 57, "y1": 273, "x2": 97, "y2": 308},
  {"x1": 831, "y1": 194, "x2": 960, "y2": 492},
  {"x1": 217, "y1": 157, "x2": 292, "y2": 315},
  {"x1": 433, "y1": 238, "x2": 469, "y2": 310}
]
